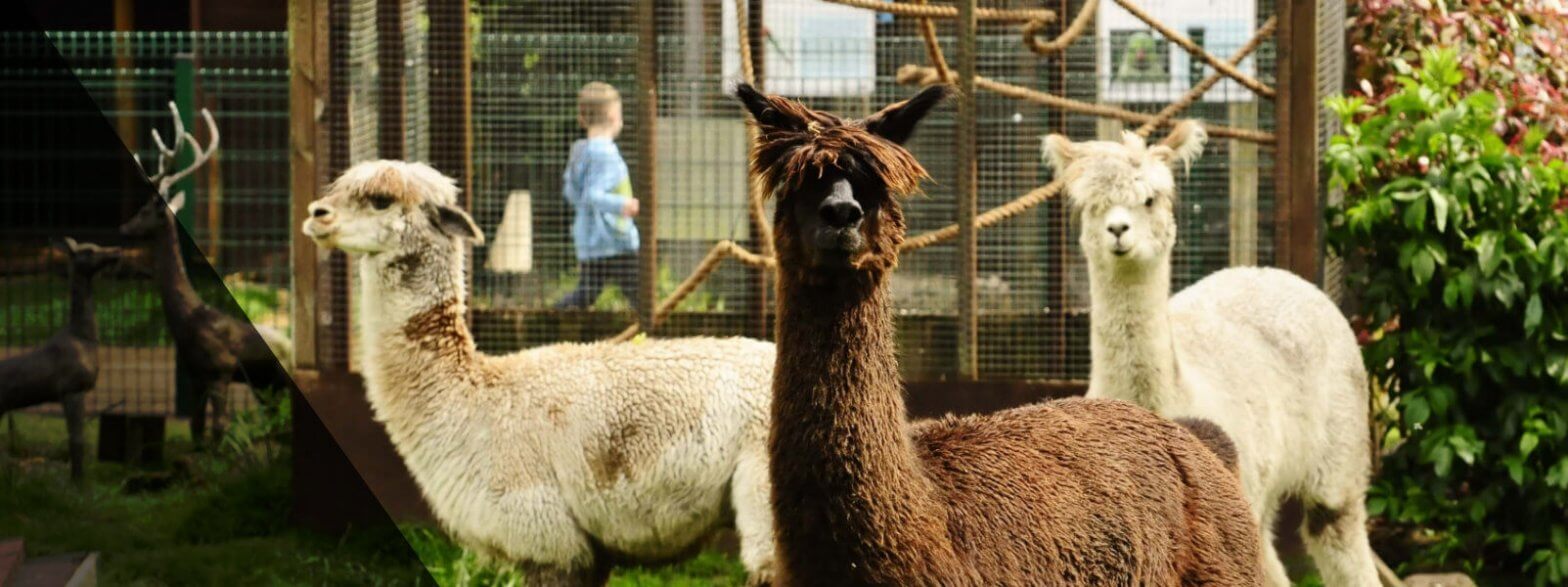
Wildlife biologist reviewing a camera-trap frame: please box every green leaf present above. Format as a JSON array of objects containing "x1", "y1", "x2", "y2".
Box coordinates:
[
  {"x1": 1406, "y1": 396, "x2": 1431, "y2": 427},
  {"x1": 1548, "y1": 458, "x2": 1568, "y2": 489},
  {"x1": 1526, "y1": 294, "x2": 1544, "y2": 334},
  {"x1": 1430, "y1": 189, "x2": 1449, "y2": 233},
  {"x1": 1413, "y1": 249, "x2": 1436, "y2": 285},
  {"x1": 1523, "y1": 432, "x2": 1540, "y2": 457},
  {"x1": 1506, "y1": 456, "x2": 1527, "y2": 485},
  {"x1": 1478, "y1": 232, "x2": 1503, "y2": 276},
  {"x1": 1433, "y1": 445, "x2": 1454, "y2": 477}
]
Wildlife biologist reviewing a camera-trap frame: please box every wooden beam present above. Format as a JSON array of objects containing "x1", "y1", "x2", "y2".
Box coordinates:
[
  {"x1": 1229, "y1": 101, "x2": 1258, "y2": 266},
  {"x1": 1274, "y1": 0, "x2": 1321, "y2": 282},
  {"x1": 376, "y1": 0, "x2": 406, "y2": 160},
  {"x1": 746, "y1": 0, "x2": 768, "y2": 339},
  {"x1": 955, "y1": 0, "x2": 978, "y2": 379},
  {"x1": 429, "y1": 0, "x2": 472, "y2": 206},
  {"x1": 635, "y1": 0, "x2": 659, "y2": 333},
  {"x1": 288, "y1": 0, "x2": 329, "y2": 369}
]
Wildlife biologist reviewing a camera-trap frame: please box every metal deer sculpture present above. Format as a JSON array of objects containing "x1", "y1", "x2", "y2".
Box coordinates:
[
  {"x1": 0, "y1": 238, "x2": 124, "y2": 481},
  {"x1": 120, "y1": 103, "x2": 292, "y2": 448}
]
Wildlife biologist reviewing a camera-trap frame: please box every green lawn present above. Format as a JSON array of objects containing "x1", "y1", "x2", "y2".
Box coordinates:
[
  {"x1": 0, "y1": 274, "x2": 285, "y2": 347},
  {"x1": 0, "y1": 412, "x2": 432, "y2": 585},
  {"x1": 0, "y1": 412, "x2": 747, "y2": 586}
]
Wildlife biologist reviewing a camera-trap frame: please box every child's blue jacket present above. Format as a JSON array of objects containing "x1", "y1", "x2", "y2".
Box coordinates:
[{"x1": 562, "y1": 137, "x2": 639, "y2": 261}]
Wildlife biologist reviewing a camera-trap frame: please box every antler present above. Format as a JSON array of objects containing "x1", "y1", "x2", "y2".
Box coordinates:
[{"x1": 132, "y1": 101, "x2": 221, "y2": 197}]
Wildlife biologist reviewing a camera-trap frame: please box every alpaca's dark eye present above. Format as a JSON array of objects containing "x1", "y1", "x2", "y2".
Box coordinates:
[
  {"x1": 1144, "y1": 197, "x2": 1155, "y2": 208},
  {"x1": 368, "y1": 194, "x2": 396, "y2": 210}
]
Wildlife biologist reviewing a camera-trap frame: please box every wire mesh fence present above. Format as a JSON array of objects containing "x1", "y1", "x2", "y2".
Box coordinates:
[
  {"x1": 0, "y1": 31, "x2": 289, "y2": 417},
  {"x1": 436, "y1": 0, "x2": 1281, "y2": 383},
  {"x1": 0, "y1": 0, "x2": 1296, "y2": 416}
]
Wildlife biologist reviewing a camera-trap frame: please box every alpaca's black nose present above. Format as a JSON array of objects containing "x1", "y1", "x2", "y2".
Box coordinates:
[
  {"x1": 310, "y1": 203, "x2": 333, "y2": 219},
  {"x1": 1107, "y1": 222, "x2": 1129, "y2": 237},
  {"x1": 820, "y1": 199, "x2": 863, "y2": 229}
]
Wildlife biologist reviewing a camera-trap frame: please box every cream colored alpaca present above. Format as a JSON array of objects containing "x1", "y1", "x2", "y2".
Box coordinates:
[
  {"x1": 1044, "y1": 122, "x2": 1382, "y2": 587},
  {"x1": 301, "y1": 161, "x2": 775, "y2": 586}
]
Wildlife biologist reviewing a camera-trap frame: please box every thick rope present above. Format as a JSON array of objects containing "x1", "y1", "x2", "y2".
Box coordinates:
[
  {"x1": 734, "y1": 0, "x2": 755, "y2": 84},
  {"x1": 609, "y1": 0, "x2": 1277, "y2": 342},
  {"x1": 820, "y1": 0, "x2": 1055, "y2": 22},
  {"x1": 896, "y1": 64, "x2": 1275, "y2": 143},
  {"x1": 902, "y1": 130, "x2": 1192, "y2": 252},
  {"x1": 610, "y1": 241, "x2": 774, "y2": 342},
  {"x1": 1110, "y1": 0, "x2": 1275, "y2": 99},
  {"x1": 1133, "y1": 16, "x2": 1277, "y2": 137},
  {"x1": 1022, "y1": 0, "x2": 1097, "y2": 55},
  {"x1": 733, "y1": 0, "x2": 775, "y2": 258},
  {"x1": 916, "y1": 0, "x2": 953, "y2": 83}
]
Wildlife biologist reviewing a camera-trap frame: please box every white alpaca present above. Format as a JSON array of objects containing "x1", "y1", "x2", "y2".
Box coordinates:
[
  {"x1": 1043, "y1": 123, "x2": 1382, "y2": 586},
  {"x1": 301, "y1": 160, "x2": 775, "y2": 586}
]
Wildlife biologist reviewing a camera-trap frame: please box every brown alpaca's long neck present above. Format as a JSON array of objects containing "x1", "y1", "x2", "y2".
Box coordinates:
[{"x1": 770, "y1": 270, "x2": 958, "y2": 582}]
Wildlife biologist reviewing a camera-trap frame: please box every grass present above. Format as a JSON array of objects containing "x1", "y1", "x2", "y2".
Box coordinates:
[
  {"x1": 0, "y1": 273, "x2": 289, "y2": 347},
  {"x1": 1, "y1": 411, "x2": 751, "y2": 586},
  {"x1": 0, "y1": 274, "x2": 169, "y2": 346},
  {"x1": 401, "y1": 526, "x2": 748, "y2": 587},
  {"x1": 3, "y1": 411, "x2": 1355, "y2": 586},
  {"x1": 0, "y1": 411, "x2": 430, "y2": 585}
]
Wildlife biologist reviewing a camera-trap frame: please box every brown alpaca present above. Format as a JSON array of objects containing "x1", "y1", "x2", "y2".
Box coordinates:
[{"x1": 736, "y1": 83, "x2": 1263, "y2": 586}]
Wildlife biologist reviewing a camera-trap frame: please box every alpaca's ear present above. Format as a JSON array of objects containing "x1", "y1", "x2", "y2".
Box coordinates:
[
  {"x1": 1041, "y1": 134, "x2": 1080, "y2": 172},
  {"x1": 166, "y1": 191, "x2": 187, "y2": 213},
  {"x1": 1119, "y1": 130, "x2": 1148, "y2": 150},
  {"x1": 425, "y1": 202, "x2": 485, "y2": 245},
  {"x1": 1150, "y1": 120, "x2": 1207, "y2": 172},
  {"x1": 734, "y1": 83, "x2": 803, "y2": 133},
  {"x1": 863, "y1": 84, "x2": 953, "y2": 144}
]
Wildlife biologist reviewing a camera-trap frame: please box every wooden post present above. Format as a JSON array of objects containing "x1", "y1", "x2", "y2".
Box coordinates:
[
  {"x1": 377, "y1": 0, "x2": 406, "y2": 160},
  {"x1": 1274, "y1": 0, "x2": 1321, "y2": 283},
  {"x1": 288, "y1": 0, "x2": 329, "y2": 370},
  {"x1": 955, "y1": 0, "x2": 978, "y2": 380},
  {"x1": 746, "y1": 0, "x2": 768, "y2": 339},
  {"x1": 635, "y1": 0, "x2": 659, "y2": 334},
  {"x1": 1229, "y1": 101, "x2": 1258, "y2": 266},
  {"x1": 113, "y1": 0, "x2": 137, "y2": 160},
  {"x1": 429, "y1": 0, "x2": 472, "y2": 206}
]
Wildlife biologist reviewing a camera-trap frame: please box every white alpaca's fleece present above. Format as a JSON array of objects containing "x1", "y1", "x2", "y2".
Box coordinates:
[
  {"x1": 304, "y1": 160, "x2": 776, "y2": 584},
  {"x1": 1045, "y1": 125, "x2": 1382, "y2": 586},
  {"x1": 367, "y1": 321, "x2": 776, "y2": 578}
]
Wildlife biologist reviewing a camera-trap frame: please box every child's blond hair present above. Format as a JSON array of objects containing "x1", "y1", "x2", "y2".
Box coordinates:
[{"x1": 577, "y1": 82, "x2": 621, "y2": 128}]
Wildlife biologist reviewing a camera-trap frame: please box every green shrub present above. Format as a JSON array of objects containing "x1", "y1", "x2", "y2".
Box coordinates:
[{"x1": 1326, "y1": 47, "x2": 1568, "y2": 582}]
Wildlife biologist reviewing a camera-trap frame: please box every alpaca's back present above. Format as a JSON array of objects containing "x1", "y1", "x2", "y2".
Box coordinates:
[
  {"x1": 1167, "y1": 266, "x2": 1370, "y2": 505},
  {"x1": 417, "y1": 336, "x2": 776, "y2": 570},
  {"x1": 909, "y1": 398, "x2": 1261, "y2": 585}
]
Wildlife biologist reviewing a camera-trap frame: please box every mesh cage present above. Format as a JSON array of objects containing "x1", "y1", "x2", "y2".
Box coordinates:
[
  {"x1": 1317, "y1": 0, "x2": 1348, "y2": 307},
  {"x1": 436, "y1": 0, "x2": 1282, "y2": 384},
  {"x1": 0, "y1": 31, "x2": 289, "y2": 417},
  {"x1": 0, "y1": 0, "x2": 1306, "y2": 404}
]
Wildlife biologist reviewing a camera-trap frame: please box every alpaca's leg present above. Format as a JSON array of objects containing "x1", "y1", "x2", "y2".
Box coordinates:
[
  {"x1": 1300, "y1": 496, "x2": 1381, "y2": 586},
  {"x1": 61, "y1": 392, "x2": 87, "y2": 482},
  {"x1": 515, "y1": 560, "x2": 609, "y2": 587},
  {"x1": 1256, "y1": 501, "x2": 1292, "y2": 587},
  {"x1": 730, "y1": 447, "x2": 775, "y2": 586}
]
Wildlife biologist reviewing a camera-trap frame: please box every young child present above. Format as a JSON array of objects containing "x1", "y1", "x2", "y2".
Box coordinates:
[{"x1": 556, "y1": 81, "x2": 640, "y2": 309}]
